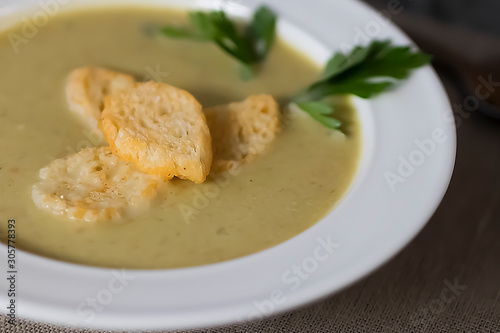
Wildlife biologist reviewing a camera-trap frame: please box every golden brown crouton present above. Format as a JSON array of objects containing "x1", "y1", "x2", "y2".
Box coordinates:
[
  {"x1": 99, "y1": 82, "x2": 212, "y2": 183},
  {"x1": 204, "y1": 95, "x2": 281, "y2": 173},
  {"x1": 32, "y1": 147, "x2": 163, "y2": 223},
  {"x1": 66, "y1": 67, "x2": 135, "y2": 128}
]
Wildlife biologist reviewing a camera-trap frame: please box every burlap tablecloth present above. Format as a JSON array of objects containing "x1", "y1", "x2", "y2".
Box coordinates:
[{"x1": 2, "y1": 6, "x2": 500, "y2": 333}]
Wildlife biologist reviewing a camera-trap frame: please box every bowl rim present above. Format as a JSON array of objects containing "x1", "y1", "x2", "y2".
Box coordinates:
[{"x1": 0, "y1": 0, "x2": 456, "y2": 330}]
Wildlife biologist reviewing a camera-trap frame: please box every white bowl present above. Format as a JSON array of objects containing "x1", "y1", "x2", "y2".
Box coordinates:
[{"x1": 0, "y1": 0, "x2": 455, "y2": 330}]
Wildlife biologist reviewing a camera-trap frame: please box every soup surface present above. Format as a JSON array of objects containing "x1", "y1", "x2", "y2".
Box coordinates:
[{"x1": 0, "y1": 7, "x2": 361, "y2": 269}]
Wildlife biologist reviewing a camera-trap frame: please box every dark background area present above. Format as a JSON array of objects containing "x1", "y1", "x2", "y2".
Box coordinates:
[
  {"x1": 363, "y1": 0, "x2": 500, "y2": 121},
  {"x1": 366, "y1": 0, "x2": 500, "y2": 35}
]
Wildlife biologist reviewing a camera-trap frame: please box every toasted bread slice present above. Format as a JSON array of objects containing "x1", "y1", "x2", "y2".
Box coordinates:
[
  {"x1": 32, "y1": 147, "x2": 163, "y2": 223},
  {"x1": 99, "y1": 82, "x2": 212, "y2": 183},
  {"x1": 66, "y1": 67, "x2": 135, "y2": 128},
  {"x1": 204, "y1": 95, "x2": 281, "y2": 173}
]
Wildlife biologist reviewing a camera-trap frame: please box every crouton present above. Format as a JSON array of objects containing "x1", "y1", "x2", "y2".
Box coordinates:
[
  {"x1": 32, "y1": 147, "x2": 163, "y2": 223},
  {"x1": 99, "y1": 82, "x2": 212, "y2": 183},
  {"x1": 66, "y1": 67, "x2": 135, "y2": 128},
  {"x1": 204, "y1": 95, "x2": 281, "y2": 173}
]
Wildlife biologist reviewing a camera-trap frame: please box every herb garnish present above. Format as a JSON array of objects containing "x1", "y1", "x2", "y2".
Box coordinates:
[
  {"x1": 161, "y1": 6, "x2": 277, "y2": 80},
  {"x1": 291, "y1": 40, "x2": 432, "y2": 130}
]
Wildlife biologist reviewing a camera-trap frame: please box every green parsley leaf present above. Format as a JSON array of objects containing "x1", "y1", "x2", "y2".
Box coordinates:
[
  {"x1": 160, "y1": 6, "x2": 277, "y2": 79},
  {"x1": 210, "y1": 11, "x2": 256, "y2": 64},
  {"x1": 292, "y1": 40, "x2": 431, "y2": 130},
  {"x1": 317, "y1": 40, "x2": 385, "y2": 82},
  {"x1": 239, "y1": 63, "x2": 255, "y2": 81},
  {"x1": 248, "y1": 6, "x2": 277, "y2": 61},
  {"x1": 295, "y1": 102, "x2": 342, "y2": 130},
  {"x1": 188, "y1": 11, "x2": 218, "y2": 40},
  {"x1": 160, "y1": 26, "x2": 203, "y2": 40}
]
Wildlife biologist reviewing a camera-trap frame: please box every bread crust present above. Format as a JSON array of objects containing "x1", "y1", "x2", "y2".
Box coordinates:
[
  {"x1": 204, "y1": 95, "x2": 281, "y2": 173},
  {"x1": 99, "y1": 82, "x2": 212, "y2": 183},
  {"x1": 32, "y1": 147, "x2": 163, "y2": 223},
  {"x1": 66, "y1": 67, "x2": 135, "y2": 128}
]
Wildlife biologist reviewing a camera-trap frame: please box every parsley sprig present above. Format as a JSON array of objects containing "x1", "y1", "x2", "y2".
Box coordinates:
[
  {"x1": 161, "y1": 6, "x2": 277, "y2": 80},
  {"x1": 291, "y1": 40, "x2": 432, "y2": 130}
]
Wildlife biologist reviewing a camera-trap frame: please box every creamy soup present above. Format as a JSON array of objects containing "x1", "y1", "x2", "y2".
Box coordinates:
[{"x1": 0, "y1": 7, "x2": 361, "y2": 269}]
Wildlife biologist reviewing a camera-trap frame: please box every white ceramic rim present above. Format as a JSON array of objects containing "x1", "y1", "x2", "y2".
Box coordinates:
[{"x1": 0, "y1": 0, "x2": 456, "y2": 330}]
